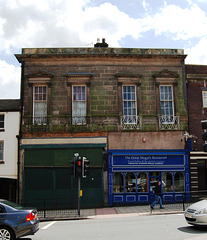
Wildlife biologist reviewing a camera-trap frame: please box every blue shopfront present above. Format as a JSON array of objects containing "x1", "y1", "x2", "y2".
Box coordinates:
[{"x1": 108, "y1": 149, "x2": 190, "y2": 206}]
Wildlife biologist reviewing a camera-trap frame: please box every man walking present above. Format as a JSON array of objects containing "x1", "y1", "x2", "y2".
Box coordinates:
[{"x1": 151, "y1": 181, "x2": 164, "y2": 210}]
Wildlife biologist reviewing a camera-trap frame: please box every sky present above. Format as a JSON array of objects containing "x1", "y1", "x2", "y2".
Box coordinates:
[{"x1": 1, "y1": 0, "x2": 207, "y2": 99}]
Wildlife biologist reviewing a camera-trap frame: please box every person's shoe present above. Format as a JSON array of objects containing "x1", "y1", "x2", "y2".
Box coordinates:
[
  {"x1": 160, "y1": 207, "x2": 164, "y2": 209},
  {"x1": 151, "y1": 206, "x2": 154, "y2": 210}
]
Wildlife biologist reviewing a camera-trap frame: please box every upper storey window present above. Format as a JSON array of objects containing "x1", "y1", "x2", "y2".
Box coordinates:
[
  {"x1": 33, "y1": 86, "x2": 47, "y2": 125},
  {"x1": 122, "y1": 85, "x2": 137, "y2": 124},
  {"x1": 160, "y1": 85, "x2": 174, "y2": 123},
  {"x1": 115, "y1": 73, "x2": 142, "y2": 130},
  {"x1": 154, "y1": 70, "x2": 179, "y2": 130},
  {"x1": 0, "y1": 114, "x2": 4, "y2": 130},
  {"x1": 72, "y1": 85, "x2": 86, "y2": 124},
  {"x1": 26, "y1": 70, "x2": 53, "y2": 126},
  {"x1": 202, "y1": 90, "x2": 207, "y2": 108},
  {"x1": 0, "y1": 141, "x2": 3, "y2": 162},
  {"x1": 65, "y1": 73, "x2": 93, "y2": 125}
]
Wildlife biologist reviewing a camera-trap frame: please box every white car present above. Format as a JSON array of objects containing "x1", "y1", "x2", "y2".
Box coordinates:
[{"x1": 185, "y1": 199, "x2": 207, "y2": 226}]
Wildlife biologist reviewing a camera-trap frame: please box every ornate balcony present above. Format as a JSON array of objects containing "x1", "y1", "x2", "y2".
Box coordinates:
[
  {"x1": 120, "y1": 116, "x2": 142, "y2": 130},
  {"x1": 158, "y1": 115, "x2": 180, "y2": 130}
]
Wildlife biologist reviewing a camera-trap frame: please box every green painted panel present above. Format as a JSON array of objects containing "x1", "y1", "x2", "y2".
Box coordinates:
[
  {"x1": 23, "y1": 167, "x2": 104, "y2": 209},
  {"x1": 24, "y1": 147, "x2": 103, "y2": 167}
]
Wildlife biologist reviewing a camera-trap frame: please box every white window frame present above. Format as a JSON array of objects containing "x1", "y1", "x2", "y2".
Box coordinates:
[
  {"x1": 122, "y1": 85, "x2": 137, "y2": 124},
  {"x1": 33, "y1": 85, "x2": 47, "y2": 125},
  {"x1": 0, "y1": 114, "x2": 4, "y2": 130},
  {"x1": 0, "y1": 141, "x2": 4, "y2": 161},
  {"x1": 72, "y1": 85, "x2": 86, "y2": 125},
  {"x1": 202, "y1": 91, "x2": 207, "y2": 108},
  {"x1": 160, "y1": 85, "x2": 175, "y2": 124}
]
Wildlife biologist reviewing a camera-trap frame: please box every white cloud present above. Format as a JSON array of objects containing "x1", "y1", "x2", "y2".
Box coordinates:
[
  {"x1": 1, "y1": 0, "x2": 207, "y2": 98},
  {"x1": 142, "y1": 0, "x2": 149, "y2": 11},
  {"x1": 0, "y1": 60, "x2": 20, "y2": 99},
  {"x1": 1, "y1": 0, "x2": 206, "y2": 51},
  {"x1": 185, "y1": 38, "x2": 207, "y2": 64},
  {"x1": 81, "y1": 3, "x2": 145, "y2": 46},
  {"x1": 150, "y1": 4, "x2": 207, "y2": 40}
]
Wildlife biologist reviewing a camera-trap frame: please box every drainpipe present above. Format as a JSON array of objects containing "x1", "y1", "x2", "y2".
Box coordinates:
[{"x1": 17, "y1": 61, "x2": 25, "y2": 203}]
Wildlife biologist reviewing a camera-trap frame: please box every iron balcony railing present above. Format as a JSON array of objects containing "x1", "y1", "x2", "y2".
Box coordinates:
[
  {"x1": 158, "y1": 115, "x2": 180, "y2": 130},
  {"x1": 22, "y1": 115, "x2": 143, "y2": 132},
  {"x1": 22, "y1": 115, "x2": 181, "y2": 132},
  {"x1": 120, "y1": 115, "x2": 142, "y2": 130}
]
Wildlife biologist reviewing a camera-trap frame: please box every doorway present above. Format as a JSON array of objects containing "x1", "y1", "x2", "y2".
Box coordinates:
[{"x1": 197, "y1": 160, "x2": 207, "y2": 190}]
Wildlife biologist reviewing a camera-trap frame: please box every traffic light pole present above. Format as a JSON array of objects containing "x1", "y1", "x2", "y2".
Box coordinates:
[{"x1": 78, "y1": 176, "x2": 81, "y2": 216}]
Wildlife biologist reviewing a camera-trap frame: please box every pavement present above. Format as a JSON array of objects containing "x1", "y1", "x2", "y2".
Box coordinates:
[
  {"x1": 38, "y1": 203, "x2": 188, "y2": 221},
  {"x1": 81, "y1": 203, "x2": 185, "y2": 219}
]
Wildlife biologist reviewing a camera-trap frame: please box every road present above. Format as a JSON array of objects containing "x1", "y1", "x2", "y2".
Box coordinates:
[{"x1": 23, "y1": 213, "x2": 207, "y2": 240}]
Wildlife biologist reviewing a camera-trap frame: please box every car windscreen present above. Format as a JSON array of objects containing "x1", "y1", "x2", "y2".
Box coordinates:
[{"x1": 1, "y1": 200, "x2": 24, "y2": 210}]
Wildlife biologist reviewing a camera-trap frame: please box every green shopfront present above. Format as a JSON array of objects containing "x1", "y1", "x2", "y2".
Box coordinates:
[
  {"x1": 20, "y1": 139, "x2": 106, "y2": 209},
  {"x1": 108, "y1": 149, "x2": 190, "y2": 206}
]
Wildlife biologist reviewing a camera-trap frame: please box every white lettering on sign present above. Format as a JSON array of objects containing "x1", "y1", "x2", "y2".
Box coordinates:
[{"x1": 125, "y1": 155, "x2": 167, "y2": 165}]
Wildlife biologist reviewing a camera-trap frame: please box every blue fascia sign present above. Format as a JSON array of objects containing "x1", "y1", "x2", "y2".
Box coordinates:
[
  {"x1": 108, "y1": 149, "x2": 188, "y2": 172},
  {"x1": 113, "y1": 154, "x2": 185, "y2": 167}
]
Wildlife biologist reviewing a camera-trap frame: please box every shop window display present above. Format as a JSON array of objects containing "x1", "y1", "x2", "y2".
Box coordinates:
[
  {"x1": 125, "y1": 173, "x2": 136, "y2": 192},
  {"x1": 174, "y1": 172, "x2": 184, "y2": 192},
  {"x1": 138, "y1": 172, "x2": 147, "y2": 192},
  {"x1": 113, "y1": 173, "x2": 124, "y2": 193},
  {"x1": 162, "y1": 172, "x2": 173, "y2": 192}
]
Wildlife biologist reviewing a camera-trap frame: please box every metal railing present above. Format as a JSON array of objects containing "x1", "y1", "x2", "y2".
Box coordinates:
[
  {"x1": 158, "y1": 115, "x2": 180, "y2": 130},
  {"x1": 121, "y1": 115, "x2": 142, "y2": 130},
  {"x1": 22, "y1": 115, "x2": 143, "y2": 132},
  {"x1": 18, "y1": 191, "x2": 207, "y2": 220},
  {"x1": 22, "y1": 197, "x2": 78, "y2": 219},
  {"x1": 22, "y1": 115, "x2": 184, "y2": 132}
]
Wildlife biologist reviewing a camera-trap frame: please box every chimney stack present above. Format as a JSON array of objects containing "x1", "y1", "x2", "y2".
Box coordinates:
[{"x1": 94, "y1": 38, "x2": 108, "y2": 48}]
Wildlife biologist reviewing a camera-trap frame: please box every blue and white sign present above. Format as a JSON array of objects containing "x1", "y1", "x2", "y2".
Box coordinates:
[{"x1": 113, "y1": 154, "x2": 185, "y2": 167}]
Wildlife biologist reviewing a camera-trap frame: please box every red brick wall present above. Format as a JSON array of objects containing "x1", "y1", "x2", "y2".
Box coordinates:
[{"x1": 186, "y1": 65, "x2": 207, "y2": 150}]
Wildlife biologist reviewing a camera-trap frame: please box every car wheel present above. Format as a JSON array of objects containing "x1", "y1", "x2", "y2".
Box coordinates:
[{"x1": 0, "y1": 227, "x2": 15, "y2": 240}]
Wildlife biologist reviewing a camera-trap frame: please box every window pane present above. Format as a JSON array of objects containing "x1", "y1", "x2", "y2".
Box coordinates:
[
  {"x1": 33, "y1": 86, "x2": 47, "y2": 124},
  {"x1": 162, "y1": 172, "x2": 173, "y2": 192},
  {"x1": 73, "y1": 86, "x2": 86, "y2": 101},
  {"x1": 113, "y1": 173, "x2": 124, "y2": 193},
  {"x1": 125, "y1": 173, "x2": 136, "y2": 192},
  {"x1": 202, "y1": 91, "x2": 207, "y2": 108},
  {"x1": 160, "y1": 85, "x2": 174, "y2": 123},
  {"x1": 0, "y1": 142, "x2": 3, "y2": 160},
  {"x1": 73, "y1": 102, "x2": 86, "y2": 116},
  {"x1": 0, "y1": 115, "x2": 4, "y2": 129},
  {"x1": 72, "y1": 86, "x2": 86, "y2": 124},
  {"x1": 174, "y1": 172, "x2": 184, "y2": 192},
  {"x1": 138, "y1": 172, "x2": 148, "y2": 192},
  {"x1": 122, "y1": 85, "x2": 137, "y2": 124}
]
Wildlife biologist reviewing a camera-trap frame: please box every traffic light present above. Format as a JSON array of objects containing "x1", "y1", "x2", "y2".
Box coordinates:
[
  {"x1": 75, "y1": 157, "x2": 82, "y2": 177},
  {"x1": 82, "y1": 157, "x2": 90, "y2": 178},
  {"x1": 201, "y1": 120, "x2": 207, "y2": 152}
]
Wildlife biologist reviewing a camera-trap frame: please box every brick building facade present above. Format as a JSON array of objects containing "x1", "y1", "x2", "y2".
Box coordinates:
[
  {"x1": 186, "y1": 65, "x2": 207, "y2": 192},
  {"x1": 16, "y1": 45, "x2": 189, "y2": 207}
]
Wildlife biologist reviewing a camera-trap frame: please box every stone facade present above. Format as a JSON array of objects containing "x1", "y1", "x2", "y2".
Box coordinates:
[
  {"x1": 16, "y1": 47, "x2": 188, "y2": 137},
  {"x1": 15, "y1": 46, "x2": 188, "y2": 207}
]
